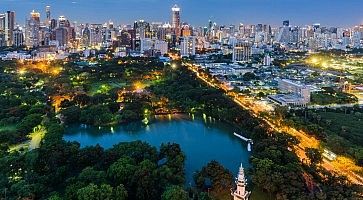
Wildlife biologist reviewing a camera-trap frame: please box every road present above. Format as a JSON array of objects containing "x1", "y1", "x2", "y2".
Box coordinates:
[{"x1": 184, "y1": 62, "x2": 363, "y2": 186}]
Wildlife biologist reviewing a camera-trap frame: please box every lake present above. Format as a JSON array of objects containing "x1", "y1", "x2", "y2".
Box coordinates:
[{"x1": 64, "y1": 114, "x2": 251, "y2": 184}]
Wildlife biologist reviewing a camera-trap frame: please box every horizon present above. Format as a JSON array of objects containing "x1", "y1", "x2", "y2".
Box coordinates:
[{"x1": 2, "y1": 0, "x2": 363, "y2": 27}]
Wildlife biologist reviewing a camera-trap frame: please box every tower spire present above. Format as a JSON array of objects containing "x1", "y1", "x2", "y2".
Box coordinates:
[{"x1": 231, "y1": 163, "x2": 251, "y2": 200}]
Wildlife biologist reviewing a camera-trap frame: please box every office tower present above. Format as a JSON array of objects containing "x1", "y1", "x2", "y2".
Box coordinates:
[
  {"x1": 0, "y1": 11, "x2": 15, "y2": 46},
  {"x1": 4, "y1": 11, "x2": 15, "y2": 46},
  {"x1": 256, "y1": 24, "x2": 263, "y2": 32},
  {"x1": 25, "y1": 10, "x2": 41, "y2": 47},
  {"x1": 0, "y1": 14, "x2": 5, "y2": 47},
  {"x1": 171, "y1": 4, "x2": 181, "y2": 36},
  {"x1": 55, "y1": 27, "x2": 68, "y2": 46},
  {"x1": 181, "y1": 24, "x2": 192, "y2": 37},
  {"x1": 81, "y1": 25, "x2": 91, "y2": 47},
  {"x1": 140, "y1": 38, "x2": 154, "y2": 53},
  {"x1": 45, "y1": 6, "x2": 51, "y2": 26},
  {"x1": 58, "y1": 16, "x2": 70, "y2": 28},
  {"x1": 154, "y1": 40, "x2": 168, "y2": 55},
  {"x1": 277, "y1": 20, "x2": 292, "y2": 44},
  {"x1": 50, "y1": 19, "x2": 57, "y2": 30},
  {"x1": 283, "y1": 20, "x2": 290, "y2": 27},
  {"x1": 180, "y1": 36, "x2": 196, "y2": 57},
  {"x1": 134, "y1": 20, "x2": 151, "y2": 39},
  {"x1": 232, "y1": 41, "x2": 251, "y2": 63},
  {"x1": 13, "y1": 25, "x2": 24, "y2": 47},
  {"x1": 90, "y1": 24, "x2": 102, "y2": 47}
]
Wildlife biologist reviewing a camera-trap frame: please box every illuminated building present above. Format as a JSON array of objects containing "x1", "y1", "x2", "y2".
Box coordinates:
[
  {"x1": 45, "y1": 6, "x2": 51, "y2": 27},
  {"x1": 134, "y1": 20, "x2": 151, "y2": 39},
  {"x1": 50, "y1": 19, "x2": 57, "y2": 30},
  {"x1": 89, "y1": 24, "x2": 102, "y2": 47},
  {"x1": 171, "y1": 4, "x2": 181, "y2": 36},
  {"x1": 154, "y1": 40, "x2": 168, "y2": 55},
  {"x1": 232, "y1": 41, "x2": 251, "y2": 63},
  {"x1": 13, "y1": 25, "x2": 24, "y2": 47},
  {"x1": 55, "y1": 27, "x2": 68, "y2": 47},
  {"x1": 81, "y1": 25, "x2": 91, "y2": 47},
  {"x1": 25, "y1": 10, "x2": 41, "y2": 47},
  {"x1": 269, "y1": 79, "x2": 311, "y2": 107},
  {"x1": 181, "y1": 23, "x2": 192, "y2": 37},
  {"x1": 263, "y1": 54, "x2": 272, "y2": 66},
  {"x1": 180, "y1": 36, "x2": 196, "y2": 57},
  {"x1": 0, "y1": 14, "x2": 5, "y2": 47},
  {"x1": 5, "y1": 11, "x2": 15, "y2": 46},
  {"x1": 0, "y1": 11, "x2": 15, "y2": 46}
]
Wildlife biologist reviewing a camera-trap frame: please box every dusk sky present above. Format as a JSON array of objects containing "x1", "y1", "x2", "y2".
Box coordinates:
[{"x1": 2, "y1": 0, "x2": 363, "y2": 27}]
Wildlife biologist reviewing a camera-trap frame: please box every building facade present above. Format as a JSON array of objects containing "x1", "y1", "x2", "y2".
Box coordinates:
[{"x1": 231, "y1": 163, "x2": 250, "y2": 200}]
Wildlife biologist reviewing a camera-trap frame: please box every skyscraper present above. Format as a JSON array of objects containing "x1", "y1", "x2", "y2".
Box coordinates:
[
  {"x1": 283, "y1": 20, "x2": 290, "y2": 27},
  {"x1": 171, "y1": 4, "x2": 181, "y2": 36},
  {"x1": 25, "y1": 10, "x2": 41, "y2": 47},
  {"x1": 180, "y1": 36, "x2": 196, "y2": 57},
  {"x1": 232, "y1": 41, "x2": 251, "y2": 63},
  {"x1": 0, "y1": 14, "x2": 5, "y2": 47},
  {"x1": 0, "y1": 11, "x2": 15, "y2": 46},
  {"x1": 45, "y1": 6, "x2": 51, "y2": 27},
  {"x1": 13, "y1": 25, "x2": 24, "y2": 47}
]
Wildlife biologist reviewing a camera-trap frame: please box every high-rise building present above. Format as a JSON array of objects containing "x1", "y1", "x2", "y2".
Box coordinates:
[
  {"x1": 180, "y1": 36, "x2": 196, "y2": 57},
  {"x1": 55, "y1": 27, "x2": 68, "y2": 47},
  {"x1": 58, "y1": 16, "x2": 70, "y2": 28},
  {"x1": 154, "y1": 40, "x2": 168, "y2": 55},
  {"x1": 13, "y1": 25, "x2": 24, "y2": 47},
  {"x1": 283, "y1": 20, "x2": 290, "y2": 27},
  {"x1": 81, "y1": 25, "x2": 91, "y2": 47},
  {"x1": 0, "y1": 11, "x2": 15, "y2": 46},
  {"x1": 181, "y1": 24, "x2": 192, "y2": 37},
  {"x1": 134, "y1": 20, "x2": 151, "y2": 39},
  {"x1": 50, "y1": 19, "x2": 57, "y2": 30},
  {"x1": 171, "y1": 4, "x2": 181, "y2": 36},
  {"x1": 25, "y1": 10, "x2": 41, "y2": 47},
  {"x1": 232, "y1": 41, "x2": 251, "y2": 63},
  {"x1": 0, "y1": 14, "x2": 5, "y2": 47},
  {"x1": 45, "y1": 6, "x2": 51, "y2": 27}
]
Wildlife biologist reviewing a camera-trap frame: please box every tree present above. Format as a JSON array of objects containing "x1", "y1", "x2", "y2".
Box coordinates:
[
  {"x1": 114, "y1": 184, "x2": 128, "y2": 200},
  {"x1": 60, "y1": 106, "x2": 81, "y2": 123},
  {"x1": 77, "y1": 183, "x2": 113, "y2": 200},
  {"x1": 78, "y1": 167, "x2": 107, "y2": 185},
  {"x1": 107, "y1": 156, "x2": 137, "y2": 185},
  {"x1": 242, "y1": 72, "x2": 257, "y2": 81},
  {"x1": 161, "y1": 185, "x2": 188, "y2": 200},
  {"x1": 194, "y1": 161, "x2": 233, "y2": 197},
  {"x1": 17, "y1": 113, "x2": 43, "y2": 135},
  {"x1": 305, "y1": 148, "x2": 323, "y2": 166}
]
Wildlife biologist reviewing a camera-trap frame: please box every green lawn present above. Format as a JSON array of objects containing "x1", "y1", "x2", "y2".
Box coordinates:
[{"x1": 88, "y1": 81, "x2": 128, "y2": 95}]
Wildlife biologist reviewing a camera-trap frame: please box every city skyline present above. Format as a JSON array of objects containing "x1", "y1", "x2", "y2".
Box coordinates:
[{"x1": 2, "y1": 0, "x2": 363, "y2": 27}]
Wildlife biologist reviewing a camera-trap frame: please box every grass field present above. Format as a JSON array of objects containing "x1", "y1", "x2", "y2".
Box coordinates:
[{"x1": 88, "y1": 81, "x2": 128, "y2": 95}]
